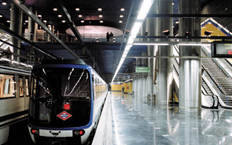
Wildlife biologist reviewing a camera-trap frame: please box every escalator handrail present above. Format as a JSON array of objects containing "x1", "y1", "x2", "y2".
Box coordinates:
[{"x1": 202, "y1": 65, "x2": 226, "y2": 95}]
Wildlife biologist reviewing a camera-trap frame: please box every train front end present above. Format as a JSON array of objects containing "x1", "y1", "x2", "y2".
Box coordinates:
[{"x1": 28, "y1": 62, "x2": 94, "y2": 145}]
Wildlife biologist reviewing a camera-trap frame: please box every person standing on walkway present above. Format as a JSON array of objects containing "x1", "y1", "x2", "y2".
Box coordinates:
[
  {"x1": 122, "y1": 86, "x2": 125, "y2": 98},
  {"x1": 106, "y1": 32, "x2": 110, "y2": 42}
]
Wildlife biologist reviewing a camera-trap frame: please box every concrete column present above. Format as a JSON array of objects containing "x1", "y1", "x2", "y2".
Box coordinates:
[
  {"x1": 155, "y1": 0, "x2": 173, "y2": 105},
  {"x1": 10, "y1": 2, "x2": 23, "y2": 61},
  {"x1": 179, "y1": 0, "x2": 201, "y2": 110}
]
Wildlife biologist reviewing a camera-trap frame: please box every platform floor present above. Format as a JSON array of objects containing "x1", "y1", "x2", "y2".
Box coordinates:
[{"x1": 110, "y1": 91, "x2": 232, "y2": 145}]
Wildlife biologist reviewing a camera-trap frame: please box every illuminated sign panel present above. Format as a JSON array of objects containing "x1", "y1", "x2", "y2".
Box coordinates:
[{"x1": 211, "y1": 41, "x2": 232, "y2": 58}]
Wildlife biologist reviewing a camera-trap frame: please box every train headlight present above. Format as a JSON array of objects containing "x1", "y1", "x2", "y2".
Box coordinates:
[
  {"x1": 63, "y1": 103, "x2": 71, "y2": 110},
  {"x1": 31, "y1": 129, "x2": 39, "y2": 135},
  {"x1": 73, "y1": 130, "x2": 85, "y2": 136}
]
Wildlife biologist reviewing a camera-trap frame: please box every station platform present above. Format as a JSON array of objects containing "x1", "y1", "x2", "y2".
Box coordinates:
[{"x1": 94, "y1": 91, "x2": 232, "y2": 145}]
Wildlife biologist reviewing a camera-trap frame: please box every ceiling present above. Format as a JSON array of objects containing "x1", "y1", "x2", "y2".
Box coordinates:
[{"x1": 0, "y1": 0, "x2": 231, "y2": 83}]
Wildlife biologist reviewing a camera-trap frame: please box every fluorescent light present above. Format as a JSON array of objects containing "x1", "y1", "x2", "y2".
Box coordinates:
[
  {"x1": 12, "y1": 60, "x2": 19, "y2": 64},
  {"x1": 111, "y1": 0, "x2": 154, "y2": 83},
  {"x1": 134, "y1": 42, "x2": 169, "y2": 46},
  {"x1": 127, "y1": 36, "x2": 135, "y2": 45},
  {"x1": 130, "y1": 22, "x2": 142, "y2": 37},
  {"x1": 137, "y1": 0, "x2": 154, "y2": 20},
  {"x1": 0, "y1": 58, "x2": 10, "y2": 62},
  {"x1": 178, "y1": 43, "x2": 210, "y2": 46}
]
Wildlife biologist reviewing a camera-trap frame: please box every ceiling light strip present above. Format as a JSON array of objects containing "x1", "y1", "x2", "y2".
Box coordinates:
[{"x1": 112, "y1": 0, "x2": 154, "y2": 82}]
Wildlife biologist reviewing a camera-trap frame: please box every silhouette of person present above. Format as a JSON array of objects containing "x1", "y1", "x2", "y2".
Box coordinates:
[{"x1": 106, "y1": 32, "x2": 110, "y2": 42}]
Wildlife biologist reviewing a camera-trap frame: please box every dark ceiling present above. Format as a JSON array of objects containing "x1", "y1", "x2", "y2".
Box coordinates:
[{"x1": 0, "y1": 0, "x2": 231, "y2": 83}]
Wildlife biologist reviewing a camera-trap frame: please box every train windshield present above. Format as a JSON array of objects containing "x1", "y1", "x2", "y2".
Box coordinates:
[{"x1": 29, "y1": 67, "x2": 91, "y2": 127}]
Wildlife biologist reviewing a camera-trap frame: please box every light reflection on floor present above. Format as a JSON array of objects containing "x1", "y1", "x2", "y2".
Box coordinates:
[{"x1": 110, "y1": 91, "x2": 232, "y2": 145}]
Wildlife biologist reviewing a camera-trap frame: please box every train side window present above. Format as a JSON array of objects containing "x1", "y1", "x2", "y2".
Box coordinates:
[
  {"x1": 31, "y1": 78, "x2": 37, "y2": 99},
  {"x1": 25, "y1": 77, "x2": 29, "y2": 96},
  {"x1": 19, "y1": 77, "x2": 24, "y2": 97},
  {"x1": 0, "y1": 74, "x2": 16, "y2": 99}
]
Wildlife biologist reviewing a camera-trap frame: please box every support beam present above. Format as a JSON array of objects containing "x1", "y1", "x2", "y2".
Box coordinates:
[
  {"x1": 51, "y1": 0, "x2": 103, "y2": 79},
  {"x1": 13, "y1": 0, "x2": 80, "y2": 59},
  {"x1": 0, "y1": 23, "x2": 57, "y2": 59},
  {"x1": 126, "y1": 56, "x2": 210, "y2": 59},
  {"x1": 136, "y1": 36, "x2": 232, "y2": 39},
  {"x1": 51, "y1": 0, "x2": 84, "y2": 45},
  {"x1": 133, "y1": 14, "x2": 232, "y2": 18}
]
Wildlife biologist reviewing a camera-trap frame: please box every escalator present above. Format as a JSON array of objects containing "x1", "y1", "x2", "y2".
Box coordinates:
[{"x1": 173, "y1": 45, "x2": 219, "y2": 109}]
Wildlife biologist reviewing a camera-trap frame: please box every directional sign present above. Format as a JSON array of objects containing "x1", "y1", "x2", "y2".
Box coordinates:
[{"x1": 135, "y1": 67, "x2": 150, "y2": 73}]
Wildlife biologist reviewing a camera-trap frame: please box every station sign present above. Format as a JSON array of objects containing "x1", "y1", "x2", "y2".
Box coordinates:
[
  {"x1": 211, "y1": 41, "x2": 232, "y2": 58},
  {"x1": 135, "y1": 67, "x2": 150, "y2": 73}
]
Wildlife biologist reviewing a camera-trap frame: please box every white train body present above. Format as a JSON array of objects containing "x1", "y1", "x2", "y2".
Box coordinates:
[
  {"x1": 0, "y1": 65, "x2": 31, "y2": 144},
  {"x1": 28, "y1": 59, "x2": 108, "y2": 145}
]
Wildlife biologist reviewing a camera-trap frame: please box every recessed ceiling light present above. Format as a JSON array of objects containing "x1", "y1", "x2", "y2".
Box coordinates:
[
  {"x1": 38, "y1": 15, "x2": 42, "y2": 17},
  {"x1": 7, "y1": 20, "x2": 10, "y2": 23},
  {"x1": 25, "y1": 20, "x2": 28, "y2": 23},
  {"x1": 98, "y1": 8, "x2": 102, "y2": 11},
  {"x1": 172, "y1": 3, "x2": 175, "y2": 5},
  {"x1": 78, "y1": 15, "x2": 82, "y2": 18},
  {"x1": 120, "y1": 8, "x2": 125, "y2": 11},
  {"x1": 2, "y1": 2, "x2": 7, "y2": 5},
  {"x1": 99, "y1": 15, "x2": 103, "y2": 18},
  {"x1": 75, "y1": 8, "x2": 80, "y2": 11},
  {"x1": 100, "y1": 20, "x2": 103, "y2": 23},
  {"x1": 81, "y1": 20, "x2": 84, "y2": 23},
  {"x1": 53, "y1": 8, "x2": 58, "y2": 11},
  {"x1": 0, "y1": 15, "x2": 2, "y2": 18},
  {"x1": 62, "y1": 20, "x2": 66, "y2": 23},
  {"x1": 120, "y1": 15, "x2": 123, "y2": 18},
  {"x1": 58, "y1": 15, "x2": 62, "y2": 17},
  {"x1": 119, "y1": 20, "x2": 123, "y2": 23},
  {"x1": 43, "y1": 20, "x2": 47, "y2": 23}
]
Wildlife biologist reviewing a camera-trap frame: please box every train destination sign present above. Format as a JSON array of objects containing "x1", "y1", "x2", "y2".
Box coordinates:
[{"x1": 211, "y1": 41, "x2": 232, "y2": 58}]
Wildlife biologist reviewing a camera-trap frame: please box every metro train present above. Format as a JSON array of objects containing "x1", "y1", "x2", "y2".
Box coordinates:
[
  {"x1": 0, "y1": 64, "x2": 31, "y2": 144},
  {"x1": 28, "y1": 59, "x2": 108, "y2": 145}
]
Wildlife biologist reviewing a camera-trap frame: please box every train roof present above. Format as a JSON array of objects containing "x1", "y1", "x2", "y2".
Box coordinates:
[{"x1": 41, "y1": 59, "x2": 86, "y2": 65}]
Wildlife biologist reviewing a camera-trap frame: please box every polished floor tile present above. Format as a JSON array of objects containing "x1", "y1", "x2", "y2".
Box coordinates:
[{"x1": 110, "y1": 92, "x2": 232, "y2": 145}]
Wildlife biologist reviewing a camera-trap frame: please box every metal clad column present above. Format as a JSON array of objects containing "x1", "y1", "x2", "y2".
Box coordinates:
[
  {"x1": 179, "y1": 0, "x2": 201, "y2": 110},
  {"x1": 156, "y1": 0, "x2": 173, "y2": 105},
  {"x1": 10, "y1": 2, "x2": 23, "y2": 61},
  {"x1": 146, "y1": 3, "x2": 158, "y2": 106}
]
